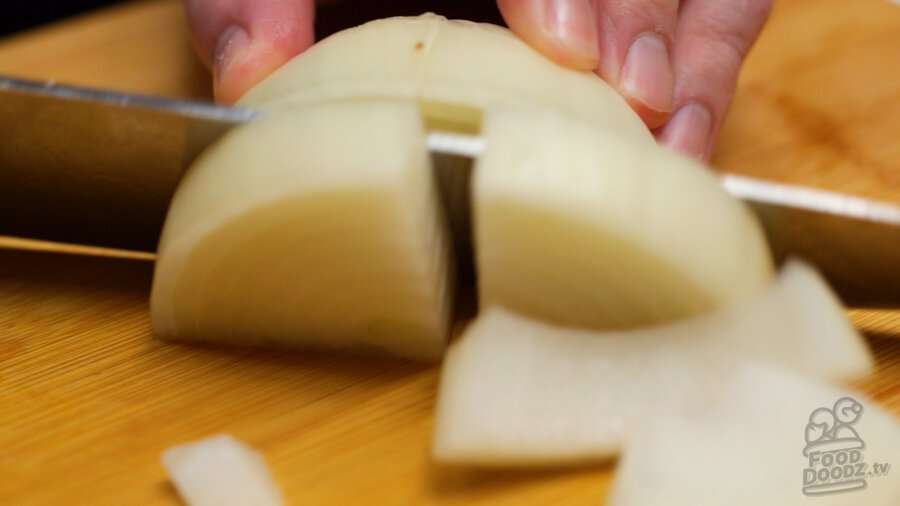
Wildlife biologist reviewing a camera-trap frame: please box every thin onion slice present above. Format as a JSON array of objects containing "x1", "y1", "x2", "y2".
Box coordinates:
[
  {"x1": 161, "y1": 434, "x2": 285, "y2": 506},
  {"x1": 432, "y1": 261, "x2": 872, "y2": 466},
  {"x1": 609, "y1": 363, "x2": 900, "y2": 505}
]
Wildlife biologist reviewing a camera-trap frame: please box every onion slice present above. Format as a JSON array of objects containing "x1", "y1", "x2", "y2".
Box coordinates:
[
  {"x1": 609, "y1": 363, "x2": 900, "y2": 505},
  {"x1": 161, "y1": 434, "x2": 285, "y2": 506},
  {"x1": 432, "y1": 261, "x2": 873, "y2": 466}
]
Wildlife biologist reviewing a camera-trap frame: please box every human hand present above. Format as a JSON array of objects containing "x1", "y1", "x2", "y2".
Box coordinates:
[
  {"x1": 497, "y1": 0, "x2": 772, "y2": 160},
  {"x1": 185, "y1": 0, "x2": 771, "y2": 160}
]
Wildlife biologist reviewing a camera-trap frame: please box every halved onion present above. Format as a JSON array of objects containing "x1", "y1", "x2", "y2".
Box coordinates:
[{"x1": 151, "y1": 16, "x2": 772, "y2": 357}]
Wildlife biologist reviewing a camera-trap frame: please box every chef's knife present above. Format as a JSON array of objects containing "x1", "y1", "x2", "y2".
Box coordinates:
[{"x1": 1, "y1": 75, "x2": 898, "y2": 306}]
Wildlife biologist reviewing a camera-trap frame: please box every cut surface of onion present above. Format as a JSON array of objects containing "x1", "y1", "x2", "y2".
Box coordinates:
[
  {"x1": 238, "y1": 14, "x2": 651, "y2": 142},
  {"x1": 432, "y1": 261, "x2": 873, "y2": 466},
  {"x1": 161, "y1": 434, "x2": 285, "y2": 506},
  {"x1": 609, "y1": 363, "x2": 900, "y2": 506},
  {"x1": 150, "y1": 100, "x2": 454, "y2": 359},
  {"x1": 474, "y1": 106, "x2": 774, "y2": 329}
]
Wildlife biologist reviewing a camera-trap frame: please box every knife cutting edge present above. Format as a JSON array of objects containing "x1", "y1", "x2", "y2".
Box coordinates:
[{"x1": 1, "y1": 75, "x2": 898, "y2": 306}]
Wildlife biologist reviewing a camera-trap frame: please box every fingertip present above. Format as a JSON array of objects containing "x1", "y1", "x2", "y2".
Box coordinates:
[
  {"x1": 498, "y1": 0, "x2": 600, "y2": 71},
  {"x1": 213, "y1": 27, "x2": 313, "y2": 104},
  {"x1": 662, "y1": 0, "x2": 772, "y2": 162},
  {"x1": 617, "y1": 32, "x2": 673, "y2": 129},
  {"x1": 212, "y1": 25, "x2": 251, "y2": 104},
  {"x1": 656, "y1": 103, "x2": 713, "y2": 162}
]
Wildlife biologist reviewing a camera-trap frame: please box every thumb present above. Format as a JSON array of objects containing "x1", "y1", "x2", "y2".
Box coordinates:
[{"x1": 185, "y1": 0, "x2": 316, "y2": 104}]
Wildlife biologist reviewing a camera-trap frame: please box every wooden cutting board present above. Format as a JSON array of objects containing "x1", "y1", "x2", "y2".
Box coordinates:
[{"x1": 1, "y1": 0, "x2": 898, "y2": 504}]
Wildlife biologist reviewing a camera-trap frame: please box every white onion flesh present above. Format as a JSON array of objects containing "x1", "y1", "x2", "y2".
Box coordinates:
[
  {"x1": 161, "y1": 434, "x2": 285, "y2": 506},
  {"x1": 474, "y1": 106, "x2": 773, "y2": 329},
  {"x1": 608, "y1": 364, "x2": 900, "y2": 506},
  {"x1": 152, "y1": 16, "x2": 774, "y2": 357},
  {"x1": 238, "y1": 14, "x2": 651, "y2": 143},
  {"x1": 432, "y1": 261, "x2": 872, "y2": 466},
  {"x1": 151, "y1": 100, "x2": 454, "y2": 359}
]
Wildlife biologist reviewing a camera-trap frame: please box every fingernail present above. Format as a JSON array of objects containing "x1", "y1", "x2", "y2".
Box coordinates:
[
  {"x1": 543, "y1": 0, "x2": 599, "y2": 68},
  {"x1": 213, "y1": 25, "x2": 250, "y2": 96},
  {"x1": 658, "y1": 103, "x2": 712, "y2": 161},
  {"x1": 620, "y1": 33, "x2": 673, "y2": 119}
]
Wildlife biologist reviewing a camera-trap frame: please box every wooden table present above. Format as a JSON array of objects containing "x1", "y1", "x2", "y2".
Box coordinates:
[{"x1": 1, "y1": 0, "x2": 898, "y2": 503}]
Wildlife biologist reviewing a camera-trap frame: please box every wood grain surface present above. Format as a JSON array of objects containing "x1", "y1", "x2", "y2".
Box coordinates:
[{"x1": 1, "y1": 0, "x2": 898, "y2": 504}]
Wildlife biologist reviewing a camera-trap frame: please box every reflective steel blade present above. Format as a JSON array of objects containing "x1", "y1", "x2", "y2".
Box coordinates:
[
  {"x1": 721, "y1": 175, "x2": 900, "y2": 307},
  {"x1": 0, "y1": 76, "x2": 258, "y2": 251},
  {"x1": 2, "y1": 76, "x2": 898, "y2": 306}
]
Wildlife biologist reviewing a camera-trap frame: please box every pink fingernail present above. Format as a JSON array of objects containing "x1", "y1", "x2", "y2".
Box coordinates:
[
  {"x1": 214, "y1": 25, "x2": 251, "y2": 90},
  {"x1": 620, "y1": 32, "x2": 673, "y2": 117},
  {"x1": 658, "y1": 103, "x2": 712, "y2": 161},
  {"x1": 543, "y1": 0, "x2": 599, "y2": 67}
]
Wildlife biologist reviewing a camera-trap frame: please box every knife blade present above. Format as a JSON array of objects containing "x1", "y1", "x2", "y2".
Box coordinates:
[{"x1": 1, "y1": 75, "x2": 898, "y2": 306}]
